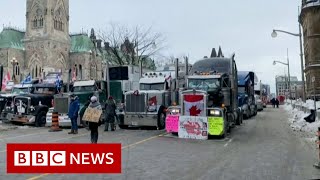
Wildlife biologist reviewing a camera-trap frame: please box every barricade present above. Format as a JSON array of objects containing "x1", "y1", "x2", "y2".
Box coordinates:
[
  {"x1": 48, "y1": 111, "x2": 62, "y2": 132},
  {"x1": 314, "y1": 127, "x2": 320, "y2": 169}
]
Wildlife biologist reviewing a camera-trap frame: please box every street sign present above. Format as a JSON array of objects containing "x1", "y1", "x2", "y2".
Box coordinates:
[{"x1": 312, "y1": 76, "x2": 315, "y2": 82}]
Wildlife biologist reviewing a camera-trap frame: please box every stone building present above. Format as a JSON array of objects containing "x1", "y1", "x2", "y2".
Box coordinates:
[
  {"x1": 300, "y1": 0, "x2": 320, "y2": 98},
  {"x1": 0, "y1": 0, "x2": 105, "y2": 83},
  {"x1": 275, "y1": 75, "x2": 303, "y2": 99}
]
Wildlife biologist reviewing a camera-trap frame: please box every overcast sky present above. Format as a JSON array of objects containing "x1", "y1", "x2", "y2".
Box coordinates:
[{"x1": 0, "y1": 0, "x2": 303, "y2": 93}]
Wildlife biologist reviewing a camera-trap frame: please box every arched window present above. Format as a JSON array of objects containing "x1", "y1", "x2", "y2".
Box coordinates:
[
  {"x1": 15, "y1": 63, "x2": 20, "y2": 76},
  {"x1": 39, "y1": 16, "x2": 43, "y2": 27},
  {"x1": 79, "y1": 65, "x2": 82, "y2": 80},
  {"x1": 33, "y1": 17, "x2": 37, "y2": 28},
  {"x1": 90, "y1": 63, "x2": 97, "y2": 79}
]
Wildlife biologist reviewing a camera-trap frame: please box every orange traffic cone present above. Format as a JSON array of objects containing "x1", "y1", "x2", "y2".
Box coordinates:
[{"x1": 49, "y1": 111, "x2": 62, "y2": 132}]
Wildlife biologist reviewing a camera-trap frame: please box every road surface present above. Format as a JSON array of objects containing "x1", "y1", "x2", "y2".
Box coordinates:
[{"x1": 1, "y1": 106, "x2": 320, "y2": 180}]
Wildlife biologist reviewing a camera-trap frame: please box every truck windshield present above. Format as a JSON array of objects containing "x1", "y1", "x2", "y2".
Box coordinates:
[
  {"x1": 140, "y1": 83, "x2": 164, "y2": 90},
  {"x1": 73, "y1": 86, "x2": 95, "y2": 92},
  {"x1": 238, "y1": 87, "x2": 246, "y2": 94},
  {"x1": 12, "y1": 88, "x2": 29, "y2": 94},
  {"x1": 188, "y1": 78, "x2": 220, "y2": 91}
]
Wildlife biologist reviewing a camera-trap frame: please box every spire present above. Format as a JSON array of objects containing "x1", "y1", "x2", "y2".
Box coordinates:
[
  {"x1": 218, "y1": 46, "x2": 224, "y2": 57},
  {"x1": 210, "y1": 48, "x2": 217, "y2": 58}
]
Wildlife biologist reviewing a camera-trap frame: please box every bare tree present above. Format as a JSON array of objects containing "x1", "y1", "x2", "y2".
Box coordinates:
[{"x1": 97, "y1": 23, "x2": 166, "y2": 70}]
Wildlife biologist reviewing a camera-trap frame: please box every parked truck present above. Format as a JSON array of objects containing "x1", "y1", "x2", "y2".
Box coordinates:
[
  {"x1": 237, "y1": 71, "x2": 257, "y2": 119},
  {"x1": 121, "y1": 59, "x2": 189, "y2": 130},
  {"x1": 168, "y1": 51, "x2": 241, "y2": 137}
]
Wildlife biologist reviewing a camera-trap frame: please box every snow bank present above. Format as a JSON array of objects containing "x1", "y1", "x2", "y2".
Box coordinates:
[{"x1": 284, "y1": 102, "x2": 320, "y2": 136}]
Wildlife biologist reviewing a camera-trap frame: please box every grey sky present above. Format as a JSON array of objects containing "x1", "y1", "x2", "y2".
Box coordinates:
[{"x1": 0, "y1": 0, "x2": 303, "y2": 93}]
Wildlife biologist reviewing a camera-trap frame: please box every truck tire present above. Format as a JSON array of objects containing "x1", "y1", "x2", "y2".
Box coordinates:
[
  {"x1": 35, "y1": 111, "x2": 47, "y2": 127},
  {"x1": 157, "y1": 112, "x2": 166, "y2": 130}
]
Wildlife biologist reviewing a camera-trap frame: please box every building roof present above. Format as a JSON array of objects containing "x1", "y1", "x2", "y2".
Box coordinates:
[
  {"x1": 70, "y1": 33, "x2": 94, "y2": 53},
  {"x1": 0, "y1": 28, "x2": 25, "y2": 50}
]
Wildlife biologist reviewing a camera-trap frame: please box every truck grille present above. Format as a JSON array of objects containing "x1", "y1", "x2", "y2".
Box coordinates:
[
  {"x1": 125, "y1": 93, "x2": 146, "y2": 112},
  {"x1": 54, "y1": 96, "x2": 69, "y2": 114},
  {"x1": 14, "y1": 97, "x2": 29, "y2": 114}
]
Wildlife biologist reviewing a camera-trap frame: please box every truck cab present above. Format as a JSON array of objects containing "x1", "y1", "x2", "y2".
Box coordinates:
[{"x1": 122, "y1": 71, "x2": 176, "y2": 129}]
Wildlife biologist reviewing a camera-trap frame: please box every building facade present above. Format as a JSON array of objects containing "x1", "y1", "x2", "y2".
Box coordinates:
[
  {"x1": 0, "y1": 0, "x2": 105, "y2": 83},
  {"x1": 300, "y1": 0, "x2": 320, "y2": 98},
  {"x1": 275, "y1": 75, "x2": 303, "y2": 99}
]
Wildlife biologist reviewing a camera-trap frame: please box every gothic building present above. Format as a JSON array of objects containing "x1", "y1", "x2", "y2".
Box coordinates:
[
  {"x1": 300, "y1": 0, "x2": 320, "y2": 97},
  {"x1": 0, "y1": 0, "x2": 105, "y2": 83}
]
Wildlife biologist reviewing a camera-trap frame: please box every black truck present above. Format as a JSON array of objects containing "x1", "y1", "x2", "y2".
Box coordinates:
[{"x1": 7, "y1": 82, "x2": 67, "y2": 127}]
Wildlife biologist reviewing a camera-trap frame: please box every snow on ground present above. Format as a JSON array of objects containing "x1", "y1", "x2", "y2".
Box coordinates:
[{"x1": 284, "y1": 100, "x2": 320, "y2": 145}]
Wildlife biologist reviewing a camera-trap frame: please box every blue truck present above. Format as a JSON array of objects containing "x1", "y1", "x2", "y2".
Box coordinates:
[{"x1": 237, "y1": 71, "x2": 257, "y2": 119}]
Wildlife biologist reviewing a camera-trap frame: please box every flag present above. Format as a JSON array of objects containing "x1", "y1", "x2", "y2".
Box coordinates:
[
  {"x1": 55, "y1": 74, "x2": 62, "y2": 91},
  {"x1": 2, "y1": 71, "x2": 11, "y2": 91},
  {"x1": 21, "y1": 74, "x2": 32, "y2": 86},
  {"x1": 183, "y1": 94, "x2": 205, "y2": 116}
]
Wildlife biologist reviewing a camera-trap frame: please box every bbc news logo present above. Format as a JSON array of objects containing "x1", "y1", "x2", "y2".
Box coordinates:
[{"x1": 7, "y1": 143, "x2": 121, "y2": 173}]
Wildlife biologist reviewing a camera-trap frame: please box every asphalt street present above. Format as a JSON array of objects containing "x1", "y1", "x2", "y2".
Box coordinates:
[{"x1": 1, "y1": 106, "x2": 320, "y2": 180}]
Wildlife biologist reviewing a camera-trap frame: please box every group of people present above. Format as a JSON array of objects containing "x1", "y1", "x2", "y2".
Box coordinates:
[
  {"x1": 67, "y1": 94, "x2": 117, "y2": 143},
  {"x1": 270, "y1": 98, "x2": 280, "y2": 108}
]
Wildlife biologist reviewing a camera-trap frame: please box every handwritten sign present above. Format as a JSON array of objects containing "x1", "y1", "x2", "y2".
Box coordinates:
[
  {"x1": 165, "y1": 115, "x2": 179, "y2": 133},
  {"x1": 178, "y1": 116, "x2": 208, "y2": 140},
  {"x1": 82, "y1": 107, "x2": 102, "y2": 123},
  {"x1": 208, "y1": 117, "x2": 224, "y2": 136}
]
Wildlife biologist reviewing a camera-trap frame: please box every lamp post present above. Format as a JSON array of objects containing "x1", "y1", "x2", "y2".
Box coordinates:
[
  {"x1": 271, "y1": 28, "x2": 306, "y2": 102},
  {"x1": 273, "y1": 49, "x2": 292, "y2": 104},
  {"x1": 10, "y1": 57, "x2": 18, "y2": 83}
]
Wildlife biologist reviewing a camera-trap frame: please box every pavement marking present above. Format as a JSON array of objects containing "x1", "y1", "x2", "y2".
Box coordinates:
[
  {"x1": 224, "y1": 138, "x2": 233, "y2": 147},
  {"x1": 0, "y1": 133, "x2": 90, "y2": 153},
  {"x1": 25, "y1": 132, "x2": 165, "y2": 180},
  {"x1": 0, "y1": 131, "x2": 50, "y2": 141}
]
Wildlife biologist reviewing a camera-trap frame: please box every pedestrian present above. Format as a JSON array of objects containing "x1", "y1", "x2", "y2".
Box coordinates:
[
  {"x1": 271, "y1": 98, "x2": 275, "y2": 108},
  {"x1": 88, "y1": 96, "x2": 102, "y2": 143},
  {"x1": 275, "y1": 98, "x2": 279, "y2": 108},
  {"x1": 104, "y1": 96, "x2": 117, "y2": 131},
  {"x1": 68, "y1": 94, "x2": 80, "y2": 134}
]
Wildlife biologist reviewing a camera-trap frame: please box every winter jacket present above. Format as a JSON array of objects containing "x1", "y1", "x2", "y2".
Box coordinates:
[
  {"x1": 105, "y1": 99, "x2": 116, "y2": 116},
  {"x1": 88, "y1": 101, "x2": 102, "y2": 129},
  {"x1": 68, "y1": 98, "x2": 80, "y2": 119}
]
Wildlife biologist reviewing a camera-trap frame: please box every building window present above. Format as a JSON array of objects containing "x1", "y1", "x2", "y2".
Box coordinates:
[
  {"x1": 53, "y1": 17, "x2": 64, "y2": 31},
  {"x1": 33, "y1": 17, "x2": 37, "y2": 28},
  {"x1": 15, "y1": 64, "x2": 20, "y2": 76},
  {"x1": 39, "y1": 16, "x2": 44, "y2": 27},
  {"x1": 79, "y1": 65, "x2": 82, "y2": 80}
]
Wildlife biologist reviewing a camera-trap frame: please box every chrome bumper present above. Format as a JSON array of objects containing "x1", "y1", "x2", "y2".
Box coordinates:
[
  {"x1": 124, "y1": 113, "x2": 158, "y2": 126},
  {"x1": 8, "y1": 113, "x2": 36, "y2": 124}
]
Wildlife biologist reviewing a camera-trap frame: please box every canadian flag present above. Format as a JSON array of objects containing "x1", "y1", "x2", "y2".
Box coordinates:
[
  {"x1": 2, "y1": 71, "x2": 11, "y2": 91},
  {"x1": 183, "y1": 94, "x2": 205, "y2": 116}
]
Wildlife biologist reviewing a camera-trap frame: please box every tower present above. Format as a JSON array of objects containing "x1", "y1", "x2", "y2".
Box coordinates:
[
  {"x1": 300, "y1": 0, "x2": 320, "y2": 98},
  {"x1": 24, "y1": 0, "x2": 70, "y2": 80}
]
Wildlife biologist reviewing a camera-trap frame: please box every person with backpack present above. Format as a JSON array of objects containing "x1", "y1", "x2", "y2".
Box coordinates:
[{"x1": 104, "y1": 96, "x2": 117, "y2": 131}]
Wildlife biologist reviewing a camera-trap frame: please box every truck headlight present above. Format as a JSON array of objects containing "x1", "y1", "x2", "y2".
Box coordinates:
[{"x1": 209, "y1": 110, "x2": 221, "y2": 116}]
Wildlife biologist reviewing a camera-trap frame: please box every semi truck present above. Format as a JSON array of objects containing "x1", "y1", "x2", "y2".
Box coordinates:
[
  {"x1": 237, "y1": 71, "x2": 257, "y2": 119},
  {"x1": 121, "y1": 59, "x2": 189, "y2": 130},
  {"x1": 169, "y1": 50, "x2": 242, "y2": 137}
]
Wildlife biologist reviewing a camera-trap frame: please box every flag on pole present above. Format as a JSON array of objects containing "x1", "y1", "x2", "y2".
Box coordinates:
[
  {"x1": 21, "y1": 73, "x2": 32, "y2": 87},
  {"x1": 2, "y1": 71, "x2": 11, "y2": 91}
]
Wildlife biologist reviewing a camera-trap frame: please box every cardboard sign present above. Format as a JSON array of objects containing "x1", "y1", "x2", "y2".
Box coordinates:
[
  {"x1": 165, "y1": 115, "x2": 179, "y2": 133},
  {"x1": 208, "y1": 117, "x2": 224, "y2": 136},
  {"x1": 82, "y1": 107, "x2": 102, "y2": 123},
  {"x1": 178, "y1": 116, "x2": 208, "y2": 140}
]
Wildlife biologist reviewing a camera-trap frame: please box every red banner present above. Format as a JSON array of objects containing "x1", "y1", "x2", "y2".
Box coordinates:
[{"x1": 7, "y1": 143, "x2": 121, "y2": 174}]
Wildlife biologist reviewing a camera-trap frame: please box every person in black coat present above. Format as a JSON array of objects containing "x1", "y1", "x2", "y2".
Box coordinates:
[
  {"x1": 88, "y1": 96, "x2": 102, "y2": 144},
  {"x1": 275, "y1": 98, "x2": 279, "y2": 108}
]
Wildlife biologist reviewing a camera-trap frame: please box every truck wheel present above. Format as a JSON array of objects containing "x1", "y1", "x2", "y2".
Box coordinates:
[
  {"x1": 157, "y1": 112, "x2": 166, "y2": 130},
  {"x1": 36, "y1": 111, "x2": 47, "y2": 127}
]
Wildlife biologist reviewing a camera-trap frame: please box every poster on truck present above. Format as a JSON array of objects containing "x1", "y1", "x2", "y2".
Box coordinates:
[
  {"x1": 165, "y1": 115, "x2": 179, "y2": 133},
  {"x1": 178, "y1": 116, "x2": 208, "y2": 140}
]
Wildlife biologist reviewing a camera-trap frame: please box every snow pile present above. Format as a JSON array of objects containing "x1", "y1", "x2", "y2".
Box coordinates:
[{"x1": 285, "y1": 103, "x2": 320, "y2": 136}]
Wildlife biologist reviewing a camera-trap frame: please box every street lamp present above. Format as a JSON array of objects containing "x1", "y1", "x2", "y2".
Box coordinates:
[
  {"x1": 273, "y1": 51, "x2": 292, "y2": 104},
  {"x1": 271, "y1": 28, "x2": 306, "y2": 102},
  {"x1": 10, "y1": 57, "x2": 18, "y2": 83}
]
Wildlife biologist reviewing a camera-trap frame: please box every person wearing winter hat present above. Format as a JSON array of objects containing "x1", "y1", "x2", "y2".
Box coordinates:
[
  {"x1": 104, "y1": 96, "x2": 117, "y2": 131},
  {"x1": 88, "y1": 95, "x2": 102, "y2": 143}
]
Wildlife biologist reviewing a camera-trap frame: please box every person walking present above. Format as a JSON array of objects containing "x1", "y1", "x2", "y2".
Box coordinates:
[
  {"x1": 68, "y1": 94, "x2": 80, "y2": 134},
  {"x1": 88, "y1": 96, "x2": 102, "y2": 143},
  {"x1": 104, "y1": 96, "x2": 117, "y2": 131},
  {"x1": 275, "y1": 98, "x2": 279, "y2": 108}
]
